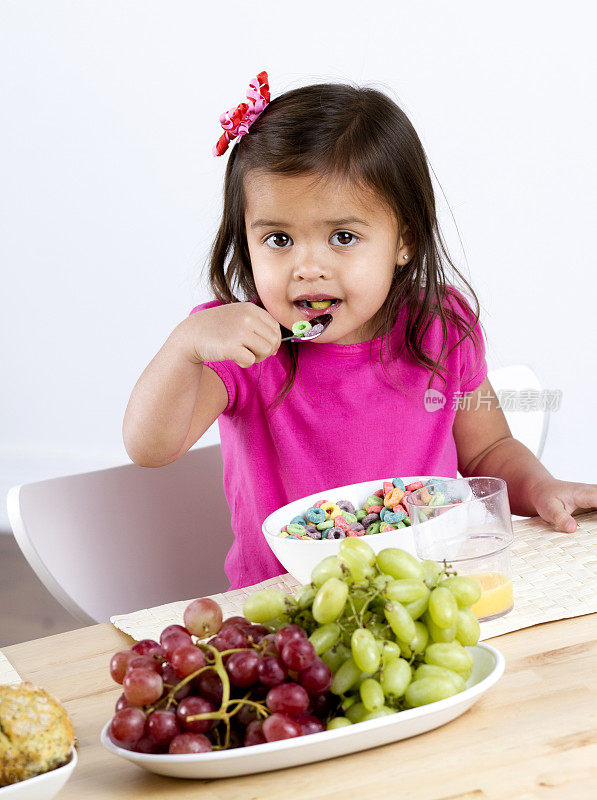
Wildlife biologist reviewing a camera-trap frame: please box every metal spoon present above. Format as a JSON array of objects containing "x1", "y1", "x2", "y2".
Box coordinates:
[{"x1": 280, "y1": 313, "x2": 333, "y2": 342}]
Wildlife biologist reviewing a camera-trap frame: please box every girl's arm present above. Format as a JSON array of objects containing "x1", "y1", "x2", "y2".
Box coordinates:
[
  {"x1": 122, "y1": 326, "x2": 228, "y2": 468},
  {"x1": 453, "y1": 378, "x2": 597, "y2": 532},
  {"x1": 123, "y1": 302, "x2": 281, "y2": 467}
]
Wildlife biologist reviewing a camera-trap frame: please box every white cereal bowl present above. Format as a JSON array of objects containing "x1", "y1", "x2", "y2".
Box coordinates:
[
  {"x1": 262, "y1": 476, "x2": 462, "y2": 585},
  {"x1": 0, "y1": 748, "x2": 77, "y2": 800}
]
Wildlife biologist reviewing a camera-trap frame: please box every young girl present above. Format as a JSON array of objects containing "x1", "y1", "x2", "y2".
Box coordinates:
[{"x1": 123, "y1": 72, "x2": 597, "y2": 591}]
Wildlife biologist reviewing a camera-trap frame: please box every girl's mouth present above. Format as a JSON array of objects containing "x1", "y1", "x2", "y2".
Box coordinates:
[{"x1": 292, "y1": 299, "x2": 343, "y2": 319}]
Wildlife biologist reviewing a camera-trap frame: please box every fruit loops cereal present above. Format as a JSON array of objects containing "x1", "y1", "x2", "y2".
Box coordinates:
[
  {"x1": 279, "y1": 478, "x2": 450, "y2": 539},
  {"x1": 291, "y1": 320, "x2": 325, "y2": 338},
  {"x1": 292, "y1": 320, "x2": 311, "y2": 337}
]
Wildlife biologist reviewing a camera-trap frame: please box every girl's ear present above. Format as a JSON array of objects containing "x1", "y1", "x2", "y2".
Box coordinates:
[
  {"x1": 396, "y1": 226, "x2": 416, "y2": 262},
  {"x1": 399, "y1": 225, "x2": 415, "y2": 249}
]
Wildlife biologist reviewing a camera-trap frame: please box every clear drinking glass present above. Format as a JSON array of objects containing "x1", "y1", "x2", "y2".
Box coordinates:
[{"x1": 404, "y1": 477, "x2": 515, "y2": 622}]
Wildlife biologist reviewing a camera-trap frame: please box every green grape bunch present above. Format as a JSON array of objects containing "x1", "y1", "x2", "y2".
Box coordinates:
[{"x1": 243, "y1": 538, "x2": 482, "y2": 728}]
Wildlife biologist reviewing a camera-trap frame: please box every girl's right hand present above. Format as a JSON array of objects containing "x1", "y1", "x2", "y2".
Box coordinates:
[{"x1": 175, "y1": 302, "x2": 283, "y2": 368}]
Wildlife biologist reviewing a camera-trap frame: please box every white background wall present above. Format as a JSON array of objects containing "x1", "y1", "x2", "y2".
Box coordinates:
[{"x1": 1, "y1": 0, "x2": 596, "y2": 531}]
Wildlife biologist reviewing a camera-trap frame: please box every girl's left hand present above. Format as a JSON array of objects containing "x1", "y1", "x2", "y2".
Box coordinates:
[{"x1": 528, "y1": 478, "x2": 597, "y2": 533}]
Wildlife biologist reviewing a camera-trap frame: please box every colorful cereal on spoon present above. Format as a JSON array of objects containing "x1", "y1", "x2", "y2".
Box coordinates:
[{"x1": 281, "y1": 313, "x2": 333, "y2": 343}]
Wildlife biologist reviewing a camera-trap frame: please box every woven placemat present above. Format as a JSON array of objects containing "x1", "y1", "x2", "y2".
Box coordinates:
[
  {"x1": 0, "y1": 650, "x2": 22, "y2": 686},
  {"x1": 111, "y1": 574, "x2": 303, "y2": 643},
  {"x1": 111, "y1": 511, "x2": 597, "y2": 643}
]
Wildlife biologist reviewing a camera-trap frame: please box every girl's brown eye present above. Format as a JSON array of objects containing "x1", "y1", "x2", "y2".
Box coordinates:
[
  {"x1": 332, "y1": 232, "x2": 357, "y2": 246},
  {"x1": 265, "y1": 233, "x2": 291, "y2": 249}
]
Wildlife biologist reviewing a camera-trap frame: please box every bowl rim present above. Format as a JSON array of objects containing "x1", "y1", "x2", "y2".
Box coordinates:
[
  {"x1": 261, "y1": 475, "x2": 448, "y2": 541},
  {"x1": 0, "y1": 747, "x2": 77, "y2": 794},
  {"x1": 405, "y1": 476, "x2": 508, "y2": 510}
]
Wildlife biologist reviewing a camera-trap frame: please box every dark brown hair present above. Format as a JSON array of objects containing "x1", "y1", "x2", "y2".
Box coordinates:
[{"x1": 205, "y1": 80, "x2": 484, "y2": 413}]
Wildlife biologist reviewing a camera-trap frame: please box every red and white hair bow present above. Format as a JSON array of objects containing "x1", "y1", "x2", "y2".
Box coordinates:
[{"x1": 212, "y1": 71, "x2": 271, "y2": 157}]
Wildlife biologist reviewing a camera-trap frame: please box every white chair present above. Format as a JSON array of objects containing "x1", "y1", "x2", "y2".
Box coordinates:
[
  {"x1": 457, "y1": 364, "x2": 550, "y2": 521},
  {"x1": 7, "y1": 445, "x2": 234, "y2": 625},
  {"x1": 486, "y1": 364, "x2": 549, "y2": 460}
]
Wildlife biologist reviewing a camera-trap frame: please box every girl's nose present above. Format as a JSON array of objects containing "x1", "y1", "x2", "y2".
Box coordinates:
[{"x1": 293, "y1": 260, "x2": 330, "y2": 282}]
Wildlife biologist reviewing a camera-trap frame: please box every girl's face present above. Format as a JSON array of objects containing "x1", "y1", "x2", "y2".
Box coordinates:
[{"x1": 244, "y1": 171, "x2": 412, "y2": 344}]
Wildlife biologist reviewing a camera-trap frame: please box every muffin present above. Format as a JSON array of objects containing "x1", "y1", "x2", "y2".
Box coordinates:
[{"x1": 0, "y1": 681, "x2": 75, "y2": 786}]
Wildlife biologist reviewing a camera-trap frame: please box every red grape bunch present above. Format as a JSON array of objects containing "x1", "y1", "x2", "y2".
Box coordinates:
[{"x1": 107, "y1": 597, "x2": 339, "y2": 754}]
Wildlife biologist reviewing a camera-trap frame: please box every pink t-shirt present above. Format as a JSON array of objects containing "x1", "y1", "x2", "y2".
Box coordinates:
[{"x1": 189, "y1": 288, "x2": 487, "y2": 590}]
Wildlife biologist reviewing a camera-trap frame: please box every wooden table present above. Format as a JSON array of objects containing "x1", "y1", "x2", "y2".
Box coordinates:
[{"x1": 4, "y1": 612, "x2": 597, "y2": 799}]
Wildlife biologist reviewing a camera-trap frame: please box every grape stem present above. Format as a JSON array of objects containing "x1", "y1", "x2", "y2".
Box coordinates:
[
  {"x1": 346, "y1": 592, "x2": 359, "y2": 622},
  {"x1": 179, "y1": 645, "x2": 270, "y2": 750},
  {"x1": 149, "y1": 646, "x2": 247, "y2": 713},
  {"x1": 356, "y1": 590, "x2": 378, "y2": 627},
  {"x1": 226, "y1": 694, "x2": 269, "y2": 719},
  {"x1": 344, "y1": 581, "x2": 379, "y2": 629}
]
